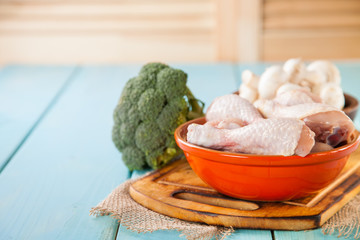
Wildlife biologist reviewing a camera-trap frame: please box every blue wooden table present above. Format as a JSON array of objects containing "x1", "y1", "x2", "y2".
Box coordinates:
[{"x1": 0, "y1": 63, "x2": 359, "y2": 240}]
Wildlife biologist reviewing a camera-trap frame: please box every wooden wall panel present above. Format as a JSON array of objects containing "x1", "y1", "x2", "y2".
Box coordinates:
[
  {"x1": 263, "y1": 30, "x2": 360, "y2": 61},
  {"x1": 0, "y1": 0, "x2": 216, "y2": 64},
  {"x1": 1, "y1": 0, "x2": 360, "y2": 63},
  {"x1": 0, "y1": 34, "x2": 214, "y2": 64},
  {"x1": 263, "y1": 0, "x2": 360, "y2": 61}
]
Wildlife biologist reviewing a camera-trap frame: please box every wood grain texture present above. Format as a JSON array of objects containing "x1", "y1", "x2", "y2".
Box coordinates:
[
  {"x1": 265, "y1": 0, "x2": 360, "y2": 14},
  {"x1": 117, "y1": 170, "x2": 272, "y2": 239},
  {"x1": 263, "y1": 0, "x2": 360, "y2": 60},
  {"x1": 0, "y1": 66, "x2": 75, "y2": 171},
  {"x1": 216, "y1": 0, "x2": 238, "y2": 61},
  {"x1": 130, "y1": 152, "x2": 360, "y2": 230},
  {"x1": 0, "y1": 66, "x2": 138, "y2": 239},
  {"x1": 0, "y1": 34, "x2": 215, "y2": 65},
  {"x1": 237, "y1": 0, "x2": 262, "y2": 62},
  {"x1": 264, "y1": 13, "x2": 360, "y2": 29},
  {"x1": 264, "y1": 0, "x2": 360, "y2": 29},
  {"x1": 275, "y1": 229, "x2": 348, "y2": 240},
  {"x1": 263, "y1": 30, "x2": 360, "y2": 61},
  {"x1": 117, "y1": 170, "x2": 190, "y2": 240},
  {"x1": 0, "y1": 0, "x2": 218, "y2": 64}
]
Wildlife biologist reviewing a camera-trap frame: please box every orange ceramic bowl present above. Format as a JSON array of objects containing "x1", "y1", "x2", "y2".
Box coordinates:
[{"x1": 175, "y1": 117, "x2": 360, "y2": 201}]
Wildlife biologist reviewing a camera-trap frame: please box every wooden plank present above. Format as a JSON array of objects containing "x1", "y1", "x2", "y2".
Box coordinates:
[
  {"x1": 237, "y1": 0, "x2": 262, "y2": 62},
  {"x1": 0, "y1": 34, "x2": 215, "y2": 64},
  {"x1": 0, "y1": 66, "x2": 138, "y2": 239},
  {"x1": 119, "y1": 172, "x2": 272, "y2": 239},
  {"x1": 0, "y1": 0, "x2": 217, "y2": 64},
  {"x1": 264, "y1": 13, "x2": 360, "y2": 29},
  {"x1": 274, "y1": 229, "x2": 347, "y2": 240},
  {"x1": 0, "y1": 66, "x2": 75, "y2": 171},
  {"x1": 0, "y1": 0, "x2": 211, "y2": 4},
  {"x1": 262, "y1": 0, "x2": 360, "y2": 61},
  {"x1": 0, "y1": 2, "x2": 214, "y2": 18},
  {"x1": 118, "y1": 223, "x2": 272, "y2": 240},
  {"x1": 263, "y1": 30, "x2": 360, "y2": 61},
  {"x1": 215, "y1": 0, "x2": 238, "y2": 61},
  {"x1": 265, "y1": 0, "x2": 360, "y2": 16},
  {"x1": 0, "y1": 18, "x2": 214, "y2": 33},
  {"x1": 0, "y1": 1, "x2": 215, "y2": 33}
]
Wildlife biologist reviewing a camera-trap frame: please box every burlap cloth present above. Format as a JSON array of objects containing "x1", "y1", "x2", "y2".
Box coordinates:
[{"x1": 90, "y1": 177, "x2": 360, "y2": 240}]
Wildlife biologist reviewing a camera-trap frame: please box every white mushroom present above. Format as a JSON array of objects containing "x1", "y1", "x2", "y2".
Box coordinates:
[
  {"x1": 307, "y1": 60, "x2": 341, "y2": 85},
  {"x1": 283, "y1": 58, "x2": 306, "y2": 84},
  {"x1": 241, "y1": 70, "x2": 259, "y2": 90},
  {"x1": 239, "y1": 84, "x2": 258, "y2": 103},
  {"x1": 276, "y1": 83, "x2": 305, "y2": 96},
  {"x1": 238, "y1": 70, "x2": 260, "y2": 103},
  {"x1": 298, "y1": 70, "x2": 327, "y2": 94},
  {"x1": 319, "y1": 82, "x2": 345, "y2": 109},
  {"x1": 258, "y1": 65, "x2": 288, "y2": 99}
]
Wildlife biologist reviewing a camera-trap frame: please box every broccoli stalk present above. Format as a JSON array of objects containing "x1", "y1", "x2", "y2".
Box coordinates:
[
  {"x1": 112, "y1": 62, "x2": 204, "y2": 170},
  {"x1": 185, "y1": 87, "x2": 204, "y2": 120}
]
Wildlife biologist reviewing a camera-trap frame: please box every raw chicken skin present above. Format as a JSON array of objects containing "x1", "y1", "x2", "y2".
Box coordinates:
[
  {"x1": 205, "y1": 118, "x2": 246, "y2": 129},
  {"x1": 206, "y1": 94, "x2": 263, "y2": 124},
  {"x1": 254, "y1": 101, "x2": 338, "y2": 119},
  {"x1": 255, "y1": 100, "x2": 355, "y2": 147},
  {"x1": 274, "y1": 89, "x2": 322, "y2": 106},
  {"x1": 187, "y1": 118, "x2": 315, "y2": 157}
]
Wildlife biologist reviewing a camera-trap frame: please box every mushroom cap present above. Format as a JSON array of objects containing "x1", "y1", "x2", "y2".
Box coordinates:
[
  {"x1": 241, "y1": 70, "x2": 259, "y2": 90},
  {"x1": 239, "y1": 84, "x2": 258, "y2": 103},
  {"x1": 307, "y1": 60, "x2": 341, "y2": 85},
  {"x1": 283, "y1": 58, "x2": 306, "y2": 84},
  {"x1": 258, "y1": 65, "x2": 288, "y2": 99},
  {"x1": 319, "y1": 82, "x2": 345, "y2": 109}
]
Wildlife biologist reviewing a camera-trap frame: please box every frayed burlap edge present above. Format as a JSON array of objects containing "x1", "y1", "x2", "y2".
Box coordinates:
[
  {"x1": 322, "y1": 195, "x2": 360, "y2": 239},
  {"x1": 90, "y1": 179, "x2": 234, "y2": 240}
]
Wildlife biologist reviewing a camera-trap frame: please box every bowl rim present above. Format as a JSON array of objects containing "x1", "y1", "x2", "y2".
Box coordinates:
[{"x1": 175, "y1": 117, "x2": 360, "y2": 167}]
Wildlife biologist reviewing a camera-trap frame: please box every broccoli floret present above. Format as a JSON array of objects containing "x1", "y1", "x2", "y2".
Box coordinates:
[
  {"x1": 112, "y1": 62, "x2": 204, "y2": 170},
  {"x1": 122, "y1": 146, "x2": 146, "y2": 171},
  {"x1": 157, "y1": 97, "x2": 188, "y2": 134},
  {"x1": 138, "y1": 89, "x2": 165, "y2": 122},
  {"x1": 157, "y1": 68, "x2": 187, "y2": 100},
  {"x1": 112, "y1": 124, "x2": 124, "y2": 151},
  {"x1": 135, "y1": 121, "x2": 165, "y2": 155},
  {"x1": 139, "y1": 62, "x2": 169, "y2": 78}
]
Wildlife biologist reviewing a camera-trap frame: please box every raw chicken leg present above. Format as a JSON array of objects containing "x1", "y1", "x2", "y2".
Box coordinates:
[
  {"x1": 187, "y1": 118, "x2": 315, "y2": 157},
  {"x1": 205, "y1": 118, "x2": 246, "y2": 129},
  {"x1": 255, "y1": 100, "x2": 355, "y2": 147},
  {"x1": 206, "y1": 94, "x2": 263, "y2": 124}
]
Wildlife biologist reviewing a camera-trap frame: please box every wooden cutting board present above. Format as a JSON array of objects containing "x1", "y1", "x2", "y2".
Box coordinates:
[{"x1": 129, "y1": 147, "x2": 360, "y2": 230}]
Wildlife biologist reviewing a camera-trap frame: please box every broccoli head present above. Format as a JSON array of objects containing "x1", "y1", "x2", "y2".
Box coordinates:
[{"x1": 112, "y1": 62, "x2": 204, "y2": 170}]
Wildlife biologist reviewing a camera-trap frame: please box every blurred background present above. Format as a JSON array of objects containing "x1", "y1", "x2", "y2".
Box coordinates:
[{"x1": 0, "y1": 0, "x2": 360, "y2": 65}]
